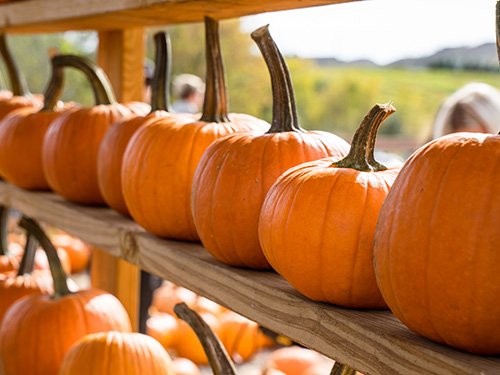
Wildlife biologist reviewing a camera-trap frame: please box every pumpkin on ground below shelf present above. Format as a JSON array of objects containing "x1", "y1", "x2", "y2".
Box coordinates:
[
  {"x1": 0, "y1": 232, "x2": 52, "y2": 323},
  {"x1": 146, "y1": 311, "x2": 179, "y2": 349},
  {"x1": 151, "y1": 281, "x2": 199, "y2": 315},
  {"x1": 121, "y1": 17, "x2": 269, "y2": 242},
  {"x1": 0, "y1": 206, "x2": 20, "y2": 274},
  {"x1": 97, "y1": 32, "x2": 193, "y2": 216},
  {"x1": 0, "y1": 34, "x2": 43, "y2": 121},
  {"x1": 0, "y1": 53, "x2": 74, "y2": 190},
  {"x1": 265, "y1": 346, "x2": 330, "y2": 375},
  {"x1": 192, "y1": 24, "x2": 349, "y2": 269},
  {"x1": 50, "y1": 232, "x2": 91, "y2": 274},
  {"x1": 0, "y1": 217, "x2": 132, "y2": 375},
  {"x1": 59, "y1": 331, "x2": 175, "y2": 375},
  {"x1": 259, "y1": 103, "x2": 399, "y2": 309},
  {"x1": 171, "y1": 357, "x2": 201, "y2": 375},
  {"x1": 41, "y1": 54, "x2": 138, "y2": 205}
]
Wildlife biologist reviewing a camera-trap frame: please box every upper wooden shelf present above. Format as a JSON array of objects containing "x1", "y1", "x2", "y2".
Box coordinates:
[
  {"x1": 0, "y1": 0, "x2": 360, "y2": 33},
  {"x1": 0, "y1": 180, "x2": 499, "y2": 375}
]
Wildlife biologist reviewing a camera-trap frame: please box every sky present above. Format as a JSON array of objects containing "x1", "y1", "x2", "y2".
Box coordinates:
[{"x1": 240, "y1": 0, "x2": 498, "y2": 65}]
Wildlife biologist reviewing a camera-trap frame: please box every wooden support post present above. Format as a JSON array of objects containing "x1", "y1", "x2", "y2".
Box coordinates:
[{"x1": 91, "y1": 27, "x2": 146, "y2": 331}]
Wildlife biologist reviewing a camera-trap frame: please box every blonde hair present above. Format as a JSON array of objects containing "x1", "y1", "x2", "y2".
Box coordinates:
[{"x1": 432, "y1": 83, "x2": 500, "y2": 139}]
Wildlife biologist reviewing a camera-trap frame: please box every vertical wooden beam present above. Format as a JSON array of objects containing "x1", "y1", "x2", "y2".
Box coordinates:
[{"x1": 91, "y1": 27, "x2": 146, "y2": 331}]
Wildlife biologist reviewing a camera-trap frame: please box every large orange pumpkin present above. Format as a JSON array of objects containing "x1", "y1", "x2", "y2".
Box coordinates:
[
  {"x1": 98, "y1": 32, "x2": 192, "y2": 216},
  {"x1": 192, "y1": 25, "x2": 349, "y2": 269},
  {"x1": 59, "y1": 331, "x2": 175, "y2": 375},
  {"x1": 0, "y1": 33, "x2": 42, "y2": 121},
  {"x1": 259, "y1": 103, "x2": 399, "y2": 308},
  {"x1": 0, "y1": 217, "x2": 132, "y2": 375},
  {"x1": 41, "y1": 54, "x2": 136, "y2": 205},
  {"x1": 122, "y1": 17, "x2": 269, "y2": 241},
  {"x1": 373, "y1": 130, "x2": 500, "y2": 354},
  {"x1": 0, "y1": 232, "x2": 52, "y2": 323},
  {"x1": 0, "y1": 54, "x2": 73, "y2": 190}
]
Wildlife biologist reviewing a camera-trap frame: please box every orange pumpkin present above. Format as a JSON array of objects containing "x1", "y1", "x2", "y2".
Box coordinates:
[
  {"x1": 266, "y1": 346, "x2": 326, "y2": 375},
  {"x1": 0, "y1": 217, "x2": 132, "y2": 375},
  {"x1": 122, "y1": 17, "x2": 269, "y2": 241},
  {"x1": 0, "y1": 54, "x2": 74, "y2": 190},
  {"x1": 151, "y1": 282, "x2": 198, "y2": 315},
  {"x1": 41, "y1": 54, "x2": 135, "y2": 205},
  {"x1": 146, "y1": 311, "x2": 179, "y2": 349},
  {"x1": 0, "y1": 206, "x2": 19, "y2": 274},
  {"x1": 51, "y1": 232, "x2": 91, "y2": 274},
  {"x1": 172, "y1": 357, "x2": 201, "y2": 375},
  {"x1": 192, "y1": 25, "x2": 349, "y2": 269},
  {"x1": 259, "y1": 103, "x2": 398, "y2": 308},
  {"x1": 373, "y1": 129, "x2": 500, "y2": 354},
  {"x1": 59, "y1": 331, "x2": 175, "y2": 375},
  {"x1": 98, "y1": 32, "x2": 192, "y2": 216},
  {"x1": 0, "y1": 33, "x2": 42, "y2": 121},
  {"x1": 0, "y1": 233, "x2": 52, "y2": 323}
]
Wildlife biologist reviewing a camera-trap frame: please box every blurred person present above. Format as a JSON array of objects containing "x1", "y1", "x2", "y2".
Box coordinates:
[
  {"x1": 431, "y1": 82, "x2": 500, "y2": 139},
  {"x1": 172, "y1": 73, "x2": 205, "y2": 114}
]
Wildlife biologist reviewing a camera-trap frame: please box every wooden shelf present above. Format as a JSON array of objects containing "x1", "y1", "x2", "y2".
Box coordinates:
[
  {"x1": 0, "y1": 0, "x2": 360, "y2": 33},
  {"x1": 0, "y1": 180, "x2": 499, "y2": 375}
]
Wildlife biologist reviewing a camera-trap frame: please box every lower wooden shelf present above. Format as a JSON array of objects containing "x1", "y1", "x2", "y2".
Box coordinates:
[{"x1": 0, "y1": 180, "x2": 498, "y2": 375}]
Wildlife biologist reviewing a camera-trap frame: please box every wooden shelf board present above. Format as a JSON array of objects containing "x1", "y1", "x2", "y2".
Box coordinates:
[
  {"x1": 0, "y1": 0, "x2": 361, "y2": 33},
  {"x1": 0, "y1": 180, "x2": 499, "y2": 375}
]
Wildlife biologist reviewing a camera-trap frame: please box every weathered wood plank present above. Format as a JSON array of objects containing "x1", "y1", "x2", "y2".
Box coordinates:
[
  {"x1": 0, "y1": 0, "x2": 362, "y2": 33},
  {"x1": 0, "y1": 181, "x2": 498, "y2": 375}
]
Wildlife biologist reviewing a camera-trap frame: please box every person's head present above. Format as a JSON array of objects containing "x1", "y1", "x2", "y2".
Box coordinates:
[
  {"x1": 432, "y1": 83, "x2": 500, "y2": 139},
  {"x1": 173, "y1": 74, "x2": 205, "y2": 107}
]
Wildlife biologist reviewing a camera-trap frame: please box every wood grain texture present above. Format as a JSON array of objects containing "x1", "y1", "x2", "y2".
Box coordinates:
[
  {"x1": 0, "y1": 0, "x2": 362, "y2": 33},
  {"x1": 0, "y1": 181, "x2": 498, "y2": 375}
]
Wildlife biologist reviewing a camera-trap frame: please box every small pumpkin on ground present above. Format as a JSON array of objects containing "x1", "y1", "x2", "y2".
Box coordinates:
[
  {"x1": 0, "y1": 53, "x2": 74, "y2": 190},
  {"x1": 259, "y1": 103, "x2": 399, "y2": 309},
  {"x1": 41, "y1": 54, "x2": 138, "y2": 205},
  {"x1": 192, "y1": 25, "x2": 349, "y2": 269},
  {"x1": 51, "y1": 232, "x2": 91, "y2": 274},
  {"x1": 59, "y1": 331, "x2": 175, "y2": 375},
  {"x1": 0, "y1": 217, "x2": 132, "y2": 375},
  {"x1": 146, "y1": 311, "x2": 179, "y2": 349},
  {"x1": 171, "y1": 357, "x2": 201, "y2": 375},
  {"x1": 0, "y1": 207, "x2": 19, "y2": 274},
  {"x1": 0, "y1": 232, "x2": 52, "y2": 323},
  {"x1": 122, "y1": 17, "x2": 269, "y2": 242},
  {"x1": 97, "y1": 32, "x2": 192, "y2": 216},
  {"x1": 0, "y1": 33, "x2": 42, "y2": 121},
  {"x1": 265, "y1": 346, "x2": 330, "y2": 375}
]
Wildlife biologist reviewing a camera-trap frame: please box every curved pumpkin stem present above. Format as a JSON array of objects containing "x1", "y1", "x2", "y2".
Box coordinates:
[
  {"x1": 200, "y1": 17, "x2": 230, "y2": 123},
  {"x1": 0, "y1": 206, "x2": 9, "y2": 256},
  {"x1": 0, "y1": 33, "x2": 32, "y2": 97},
  {"x1": 51, "y1": 54, "x2": 117, "y2": 106},
  {"x1": 330, "y1": 362, "x2": 357, "y2": 375},
  {"x1": 174, "y1": 302, "x2": 238, "y2": 375},
  {"x1": 19, "y1": 216, "x2": 72, "y2": 298},
  {"x1": 150, "y1": 32, "x2": 172, "y2": 112},
  {"x1": 332, "y1": 103, "x2": 395, "y2": 172},
  {"x1": 16, "y1": 233, "x2": 38, "y2": 276},
  {"x1": 251, "y1": 25, "x2": 301, "y2": 134},
  {"x1": 41, "y1": 54, "x2": 65, "y2": 112}
]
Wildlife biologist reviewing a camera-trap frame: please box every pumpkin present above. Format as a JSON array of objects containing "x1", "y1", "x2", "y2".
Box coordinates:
[
  {"x1": 259, "y1": 103, "x2": 398, "y2": 308},
  {"x1": 0, "y1": 217, "x2": 132, "y2": 375},
  {"x1": 97, "y1": 32, "x2": 192, "y2": 216},
  {"x1": 0, "y1": 232, "x2": 52, "y2": 323},
  {"x1": 0, "y1": 33, "x2": 42, "y2": 121},
  {"x1": 172, "y1": 357, "x2": 201, "y2": 375},
  {"x1": 41, "y1": 54, "x2": 136, "y2": 205},
  {"x1": 121, "y1": 17, "x2": 269, "y2": 242},
  {"x1": 0, "y1": 206, "x2": 19, "y2": 274},
  {"x1": 51, "y1": 232, "x2": 91, "y2": 274},
  {"x1": 0, "y1": 54, "x2": 74, "y2": 190},
  {"x1": 146, "y1": 311, "x2": 179, "y2": 349},
  {"x1": 373, "y1": 129, "x2": 500, "y2": 354},
  {"x1": 59, "y1": 331, "x2": 175, "y2": 375},
  {"x1": 151, "y1": 281, "x2": 198, "y2": 315},
  {"x1": 192, "y1": 25, "x2": 349, "y2": 269},
  {"x1": 265, "y1": 346, "x2": 326, "y2": 375}
]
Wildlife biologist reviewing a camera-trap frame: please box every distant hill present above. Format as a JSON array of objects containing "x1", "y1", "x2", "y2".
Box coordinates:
[{"x1": 314, "y1": 43, "x2": 499, "y2": 70}]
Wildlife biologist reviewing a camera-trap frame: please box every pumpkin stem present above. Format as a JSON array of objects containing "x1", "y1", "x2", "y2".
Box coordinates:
[
  {"x1": 150, "y1": 32, "x2": 172, "y2": 112},
  {"x1": 0, "y1": 33, "x2": 32, "y2": 97},
  {"x1": 330, "y1": 362, "x2": 357, "y2": 375},
  {"x1": 16, "y1": 234, "x2": 38, "y2": 276},
  {"x1": 51, "y1": 54, "x2": 117, "y2": 106},
  {"x1": 41, "y1": 54, "x2": 65, "y2": 111},
  {"x1": 18, "y1": 216, "x2": 72, "y2": 298},
  {"x1": 0, "y1": 206, "x2": 9, "y2": 256},
  {"x1": 251, "y1": 25, "x2": 302, "y2": 134},
  {"x1": 200, "y1": 17, "x2": 230, "y2": 123},
  {"x1": 332, "y1": 103, "x2": 395, "y2": 172},
  {"x1": 174, "y1": 303, "x2": 238, "y2": 375}
]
